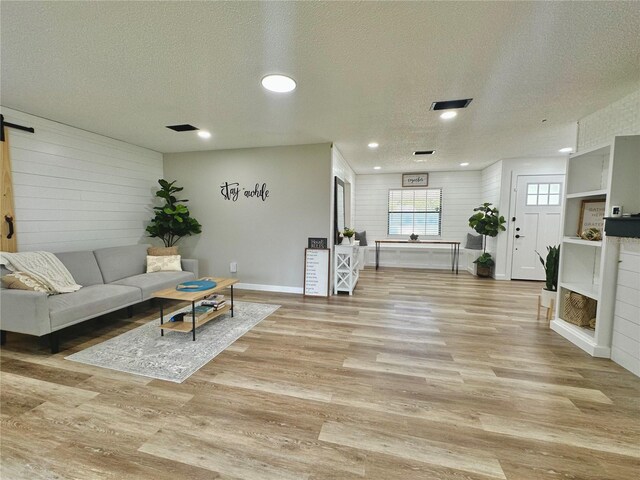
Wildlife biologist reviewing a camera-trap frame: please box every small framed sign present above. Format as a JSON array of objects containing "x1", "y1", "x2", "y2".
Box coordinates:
[
  {"x1": 308, "y1": 237, "x2": 328, "y2": 249},
  {"x1": 578, "y1": 199, "x2": 606, "y2": 236},
  {"x1": 402, "y1": 173, "x2": 429, "y2": 187}
]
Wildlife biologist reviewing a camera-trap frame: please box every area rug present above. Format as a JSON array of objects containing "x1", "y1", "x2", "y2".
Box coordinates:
[{"x1": 65, "y1": 301, "x2": 280, "y2": 383}]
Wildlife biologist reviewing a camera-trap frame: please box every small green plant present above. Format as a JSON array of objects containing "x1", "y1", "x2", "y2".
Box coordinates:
[
  {"x1": 536, "y1": 245, "x2": 560, "y2": 291},
  {"x1": 146, "y1": 179, "x2": 202, "y2": 247},
  {"x1": 342, "y1": 227, "x2": 356, "y2": 238},
  {"x1": 410, "y1": 233, "x2": 419, "y2": 241},
  {"x1": 473, "y1": 252, "x2": 495, "y2": 267}
]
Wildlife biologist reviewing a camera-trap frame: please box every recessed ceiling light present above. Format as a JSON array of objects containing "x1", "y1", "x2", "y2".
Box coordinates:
[
  {"x1": 197, "y1": 131, "x2": 211, "y2": 139},
  {"x1": 559, "y1": 147, "x2": 573, "y2": 153},
  {"x1": 460, "y1": 162, "x2": 469, "y2": 166},
  {"x1": 261, "y1": 74, "x2": 296, "y2": 93},
  {"x1": 368, "y1": 142, "x2": 379, "y2": 149},
  {"x1": 373, "y1": 166, "x2": 381, "y2": 170},
  {"x1": 440, "y1": 111, "x2": 457, "y2": 120}
]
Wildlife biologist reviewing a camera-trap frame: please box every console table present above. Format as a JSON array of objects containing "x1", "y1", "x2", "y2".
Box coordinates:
[
  {"x1": 375, "y1": 240, "x2": 460, "y2": 274},
  {"x1": 334, "y1": 244, "x2": 360, "y2": 294}
]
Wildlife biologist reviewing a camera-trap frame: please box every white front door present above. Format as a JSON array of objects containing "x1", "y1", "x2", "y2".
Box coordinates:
[{"x1": 511, "y1": 175, "x2": 564, "y2": 281}]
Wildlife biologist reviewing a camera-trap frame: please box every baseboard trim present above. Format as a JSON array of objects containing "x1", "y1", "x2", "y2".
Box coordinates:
[{"x1": 234, "y1": 283, "x2": 303, "y2": 295}]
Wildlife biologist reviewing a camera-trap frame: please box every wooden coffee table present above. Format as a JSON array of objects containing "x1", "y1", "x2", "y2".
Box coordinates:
[{"x1": 152, "y1": 277, "x2": 239, "y2": 341}]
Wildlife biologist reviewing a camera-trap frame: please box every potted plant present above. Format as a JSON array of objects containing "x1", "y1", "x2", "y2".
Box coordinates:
[
  {"x1": 473, "y1": 252, "x2": 495, "y2": 277},
  {"x1": 146, "y1": 179, "x2": 202, "y2": 248},
  {"x1": 409, "y1": 233, "x2": 419, "y2": 242},
  {"x1": 536, "y1": 245, "x2": 560, "y2": 308},
  {"x1": 341, "y1": 227, "x2": 356, "y2": 245},
  {"x1": 468, "y1": 203, "x2": 506, "y2": 277}
]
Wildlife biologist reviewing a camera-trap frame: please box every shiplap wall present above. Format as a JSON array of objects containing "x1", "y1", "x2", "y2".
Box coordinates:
[
  {"x1": 578, "y1": 89, "x2": 640, "y2": 151},
  {"x1": 480, "y1": 161, "x2": 502, "y2": 257},
  {"x1": 354, "y1": 171, "x2": 481, "y2": 267},
  {"x1": 611, "y1": 244, "x2": 640, "y2": 376},
  {"x1": 1, "y1": 107, "x2": 163, "y2": 253}
]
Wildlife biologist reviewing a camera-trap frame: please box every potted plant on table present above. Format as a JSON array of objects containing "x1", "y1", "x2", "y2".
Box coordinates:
[
  {"x1": 341, "y1": 227, "x2": 356, "y2": 245},
  {"x1": 146, "y1": 179, "x2": 202, "y2": 248},
  {"x1": 536, "y1": 245, "x2": 560, "y2": 308},
  {"x1": 468, "y1": 203, "x2": 506, "y2": 278}
]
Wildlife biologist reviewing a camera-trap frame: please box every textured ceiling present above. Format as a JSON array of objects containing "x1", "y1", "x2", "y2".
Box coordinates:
[{"x1": 1, "y1": 1, "x2": 639, "y2": 173}]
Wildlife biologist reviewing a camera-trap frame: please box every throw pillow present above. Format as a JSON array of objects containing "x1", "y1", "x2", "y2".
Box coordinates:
[
  {"x1": 146, "y1": 255, "x2": 182, "y2": 273},
  {"x1": 465, "y1": 233, "x2": 483, "y2": 250},
  {"x1": 1, "y1": 272, "x2": 51, "y2": 293},
  {"x1": 354, "y1": 230, "x2": 368, "y2": 247},
  {"x1": 147, "y1": 246, "x2": 178, "y2": 256}
]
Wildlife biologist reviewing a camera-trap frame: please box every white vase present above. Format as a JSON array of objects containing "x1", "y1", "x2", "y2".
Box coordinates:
[
  {"x1": 342, "y1": 236, "x2": 352, "y2": 245},
  {"x1": 540, "y1": 288, "x2": 556, "y2": 308}
]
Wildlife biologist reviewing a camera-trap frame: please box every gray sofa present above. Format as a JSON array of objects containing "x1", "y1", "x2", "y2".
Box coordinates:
[{"x1": 0, "y1": 244, "x2": 198, "y2": 353}]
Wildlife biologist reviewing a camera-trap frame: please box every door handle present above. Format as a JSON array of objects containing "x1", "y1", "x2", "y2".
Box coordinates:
[
  {"x1": 4, "y1": 215, "x2": 14, "y2": 239},
  {"x1": 515, "y1": 234, "x2": 524, "y2": 239}
]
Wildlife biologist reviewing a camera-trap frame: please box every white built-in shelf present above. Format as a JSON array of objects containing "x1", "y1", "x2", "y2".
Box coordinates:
[
  {"x1": 565, "y1": 189, "x2": 607, "y2": 199},
  {"x1": 559, "y1": 282, "x2": 600, "y2": 301},
  {"x1": 555, "y1": 134, "x2": 640, "y2": 358},
  {"x1": 562, "y1": 237, "x2": 602, "y2": 247},
  {"x1": 550, "y1": 318, "x2": 607, "y2": 357}
]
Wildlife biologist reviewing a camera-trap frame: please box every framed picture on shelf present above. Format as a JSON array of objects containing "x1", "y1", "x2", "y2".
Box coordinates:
[{"x1": 578, "y1": 199, "x2": 606, "y2": 236}]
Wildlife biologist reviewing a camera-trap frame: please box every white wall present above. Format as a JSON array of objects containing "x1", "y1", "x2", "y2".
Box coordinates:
[
  {"x1": 611, "y1": 244, "x2": 640, "y2": 376},
  {"x1": 354, "y1": 171, "x2": 481, "y2": 267},
  {"x1": 578, "y1": 89, "x2": 640, "y2": 151},
  {"x1": 164, "y1": 144, "x2": 332, "y2": 293},
  {"x1": 576, "y1": 88, "x2": 640, "y2": 376},
  {"x1": 1, "y1": 107, "x2": 163, "y2": 252},
  {"x1": 331, "y1": 145, "x2": 356, "y2": 244},
  {"x1": 480, "y1": 160, "x2": 503, "y2": 258}
]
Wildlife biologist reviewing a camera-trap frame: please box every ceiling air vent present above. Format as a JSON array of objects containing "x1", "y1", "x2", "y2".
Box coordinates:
[
  {"x1": 413, "y1": 150, "x2": 435, "y2": 156},
  {"x1": 430, "y1": 99, "x2": 473, "y2": 111},
  {"x1": 166, "y1": 124, "x2": 199, "y2": 132}
]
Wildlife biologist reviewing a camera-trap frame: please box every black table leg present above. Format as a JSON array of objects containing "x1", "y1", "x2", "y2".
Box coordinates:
[
  {"x1": 450, "y1": 244, "x2": 454, "y2": 272},
  {"x1": 455, "y1": 244, "x2": 460, "y2": 274},
  {"x1": 375, "y1": 242, "x2": 380, "y2": 270},
  {"x1": 231, "y1": 285, "x2": 234, "y2": 318},
  {"x1": 192, "y1": 300, "x2": 196, "y2": 341},
  {"x1": 160, "y1": 302, "x2": 164, "y2": 336}
]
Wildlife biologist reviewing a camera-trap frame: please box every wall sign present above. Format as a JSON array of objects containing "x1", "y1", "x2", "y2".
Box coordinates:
[
  {"x1": 308, "y1": 237, "x2": 328, "y2": 249},
  {"x1": 304, "y1": 248, "x2": 330, "y2": 296},
  {"x1": 402, "y1": 173, "x2": 429, "y2": 187},
  {"x1": 220, "y1": 182, "x2": 270, "y2": 202}
]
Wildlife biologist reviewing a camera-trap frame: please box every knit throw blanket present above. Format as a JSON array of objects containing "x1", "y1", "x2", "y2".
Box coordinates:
[{"x1": 0, "y1": 251, "x2": 82, "y2": 294}]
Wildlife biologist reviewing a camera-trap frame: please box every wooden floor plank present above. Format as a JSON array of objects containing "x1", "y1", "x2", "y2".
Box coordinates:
[{"x1": 1, "y1": 268, "x2": 638, "y2": 479}]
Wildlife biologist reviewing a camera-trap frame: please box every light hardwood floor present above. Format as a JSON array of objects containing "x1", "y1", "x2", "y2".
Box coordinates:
[{"x1": 1, "y1": 268, "x2": 639, "y2": 479}]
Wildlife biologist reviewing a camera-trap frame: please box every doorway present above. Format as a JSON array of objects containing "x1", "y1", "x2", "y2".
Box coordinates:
[{"x1": 511, "y1": 175, "x2": 564, "y2": 281}]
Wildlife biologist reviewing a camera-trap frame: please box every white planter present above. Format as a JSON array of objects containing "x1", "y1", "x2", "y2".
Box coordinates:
[
  {"x1": 540, "y1": 288, "x2": 556, "y2": 308},
  {"x1": 342, "y1": 236, "x2": 352, "y2": 245}
]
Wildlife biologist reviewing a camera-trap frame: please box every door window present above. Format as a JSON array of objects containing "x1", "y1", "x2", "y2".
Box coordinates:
[{"x1": 526, "y1": 183, "x2": 561, "y2": 206}]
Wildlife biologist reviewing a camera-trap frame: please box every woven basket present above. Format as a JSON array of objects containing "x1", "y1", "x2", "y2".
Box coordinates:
[{"x1": 562, "y1": 292, "x2": 597, "y2": 327}]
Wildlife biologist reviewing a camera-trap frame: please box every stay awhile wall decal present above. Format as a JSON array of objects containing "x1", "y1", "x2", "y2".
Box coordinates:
[{"x1": 220, "y1": 182, "x2": 270, "y2": 202}]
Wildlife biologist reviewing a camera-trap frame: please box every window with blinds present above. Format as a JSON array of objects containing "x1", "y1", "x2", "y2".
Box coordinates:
[{"x1": 388, "y1": 188, "x2": 442, "y2": 236}]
